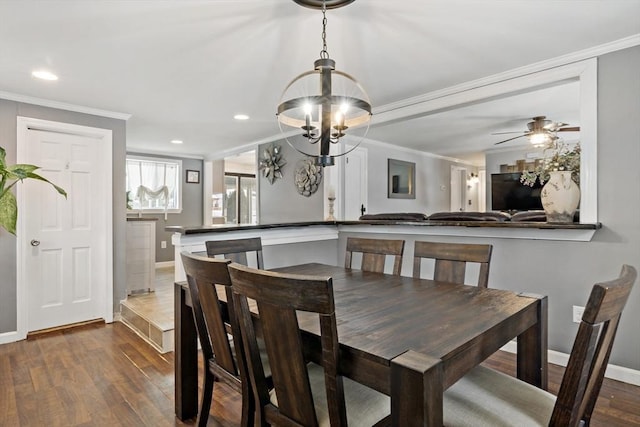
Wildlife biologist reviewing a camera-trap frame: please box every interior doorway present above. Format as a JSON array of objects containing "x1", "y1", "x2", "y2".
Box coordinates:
[
  {"x1": 450, "y1": 166, "x2": 468, "y2": 212},
  {"x1": 224, "y1": 151, "x2": 257, "y2": 225}
]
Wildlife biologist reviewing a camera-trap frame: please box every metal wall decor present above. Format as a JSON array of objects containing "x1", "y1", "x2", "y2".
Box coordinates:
[
  {"x1": 259, "y1": 143, "x2": 286, "y2": 184},
  {"x1": 294, "y1": 158, "x2": 323, "y2": 197}
]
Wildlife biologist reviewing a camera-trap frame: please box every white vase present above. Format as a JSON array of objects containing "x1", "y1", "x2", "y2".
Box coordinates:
[{"x1": 540, "y1": 171, "x2": 580, "y2": 223}]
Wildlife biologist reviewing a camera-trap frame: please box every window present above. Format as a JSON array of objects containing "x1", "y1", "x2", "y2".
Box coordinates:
[
  {"x1": 126, "y1": 155, "x2": 182, "y2": 213},
  {"x1": 224, "y1": 173, "x2": 257, "y2": 224}
]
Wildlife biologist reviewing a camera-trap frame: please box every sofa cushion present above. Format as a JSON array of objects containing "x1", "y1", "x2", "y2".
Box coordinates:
[
  {"x1": 359, "y1": 212, "x2": 428, "y2": 221},
  {"x1": 427, "y1": 211, "x2": 512, "y2": 222},
  {"x1": 510, "y1": 210, "x2": 547, "y2": 222}
]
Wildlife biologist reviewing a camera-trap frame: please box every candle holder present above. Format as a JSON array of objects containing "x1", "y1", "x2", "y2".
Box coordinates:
[{"x1": 326, "y1": 197, "x2": 336, "y2": 221}]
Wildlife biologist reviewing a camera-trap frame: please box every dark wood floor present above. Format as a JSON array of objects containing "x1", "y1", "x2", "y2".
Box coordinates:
[{"x1": 1, "y1": 322, "x2": 638, "y2": 426}]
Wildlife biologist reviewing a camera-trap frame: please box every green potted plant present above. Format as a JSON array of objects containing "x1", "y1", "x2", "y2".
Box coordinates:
[{"x1": 0, "y1": 146, "x2": 67, "y2": 235}]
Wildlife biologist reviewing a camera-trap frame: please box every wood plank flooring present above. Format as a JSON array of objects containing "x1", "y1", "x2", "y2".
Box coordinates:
[
  {"x1": 2, "y1": 321, "x2": 638, "y2": 426},
  {"x1": 2, "y1": 264, "x2": 638, "y2": 426}
]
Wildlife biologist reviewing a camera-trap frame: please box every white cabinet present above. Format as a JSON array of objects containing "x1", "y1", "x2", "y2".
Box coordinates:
[{"x1": 126, "y1": 219, "x2": 157, "y2": 294}]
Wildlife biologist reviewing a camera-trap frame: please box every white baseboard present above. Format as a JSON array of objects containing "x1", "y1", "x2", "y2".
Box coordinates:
[
  {"x1": 155, "y1": 260, "x2": 174, "y2": 268},
  {"x1": 0, "y1": 330, "x2": 24, "y2": 345},
  {"x1": 500, "y1": 341, "x2": 640, "y2": 386}
]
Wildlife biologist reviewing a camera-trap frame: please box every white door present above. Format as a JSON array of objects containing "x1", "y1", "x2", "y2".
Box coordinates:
[
  {"x1": 478, "y1": 170, "x2": 487, "y2": 212},
  {"x1": 344, "y1": 147, "x2": 367, "y2": 220},
  {"x1": 450, "y1": 166, "x2": 468, "y2": 212},
  {"x1": 21, "y1": 126, "x2": 109, "y2": 332}
]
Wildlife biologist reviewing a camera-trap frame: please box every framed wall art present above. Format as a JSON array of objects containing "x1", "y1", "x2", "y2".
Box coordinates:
[
  {"x1": 186, "y1": 169, "x2": 200, "y2": 184},
  {"x1": 388, "y1": 159, "x2": 415, "y2": 199}
]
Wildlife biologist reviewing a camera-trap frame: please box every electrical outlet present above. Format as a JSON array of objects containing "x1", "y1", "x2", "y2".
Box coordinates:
[
  {"x1": 161, "y1": 240, "x2": 167, "y2": 249},
  {"x1": 572, "y1": 305, "x2": 585, "y2": 323}
]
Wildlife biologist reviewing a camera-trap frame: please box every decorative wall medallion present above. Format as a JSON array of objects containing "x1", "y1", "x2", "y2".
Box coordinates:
[
  {"x1": 259, "y1": 144, "x2": 286, "y2": 184},
  {"x1": 294, "y1": 159, "x2": 323, "y2": 197}
]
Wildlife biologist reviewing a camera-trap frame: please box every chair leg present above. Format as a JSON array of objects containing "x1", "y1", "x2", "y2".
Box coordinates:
[
  {"x1": 240, "y1": 377, "x2": 255, "y2": 427},
  {"x1": 197, "y1": 370, "x2": 215, "y2": 427}
]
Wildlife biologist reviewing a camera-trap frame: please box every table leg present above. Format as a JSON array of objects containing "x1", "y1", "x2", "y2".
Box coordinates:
[
  {"x1": 175, "y1": 282, "x2": 198, "y2": 420},
  {"x1": 517, "y1": 294, "x2": 548, "y2": 390},
  {"x1": 390, "y1": 351, "x2": 443, "y2": 426}
]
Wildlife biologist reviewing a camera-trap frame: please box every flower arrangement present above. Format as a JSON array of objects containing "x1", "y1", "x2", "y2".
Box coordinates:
[{"x1": 520, "y1": 140, "x2": 580, "y2": 187}]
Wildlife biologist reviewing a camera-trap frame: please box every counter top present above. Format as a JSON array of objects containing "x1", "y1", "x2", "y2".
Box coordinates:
[{"x1": 166, "y1": 220, "x2": 601, "y2": 235}]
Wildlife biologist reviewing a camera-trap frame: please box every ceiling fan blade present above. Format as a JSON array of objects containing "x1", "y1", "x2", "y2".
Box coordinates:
[
  {"x1": 557, "y1": 126, "x2": 580, "y2": 132},
  {"x1": 494, "y1": 134, "x2": 528, "y2": 145}
]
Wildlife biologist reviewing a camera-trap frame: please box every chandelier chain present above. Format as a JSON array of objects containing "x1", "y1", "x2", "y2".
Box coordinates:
[{"x1": 320, "y1": 1, "x2": 329, "y2": 59}]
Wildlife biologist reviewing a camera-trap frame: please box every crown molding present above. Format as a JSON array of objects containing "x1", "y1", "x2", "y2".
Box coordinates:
[
  {"x1": 373, "y1": 34, "x2": 640, "y2": 118},
  {"x1": 0, "y1": 90, "x2": 131, "y2": 121},
  {"x1": 361, "y1": 136, "x2": 477, "y2": 167}
]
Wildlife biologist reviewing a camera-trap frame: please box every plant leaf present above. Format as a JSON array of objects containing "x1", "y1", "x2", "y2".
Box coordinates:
[
  {"x1": 8, "y1": 164, "x2": 40, "y2": 177},
  {"x1": 0, "y1": 190, "x2": 17, "y2": 235},
  {"x1": 0, "y1": 146, "x2": 6, "y2": 169},
  {"x1": 23, "y1": 172, "x2": 68, "y2": 197}
]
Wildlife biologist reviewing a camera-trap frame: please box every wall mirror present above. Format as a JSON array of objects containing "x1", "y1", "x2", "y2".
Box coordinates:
[
  {"x1": 388, "y1": 159, "x2": 415, "y2": 199},
  {"x1": 370, "y1": 58, "x2": 597, "y2": 221}
]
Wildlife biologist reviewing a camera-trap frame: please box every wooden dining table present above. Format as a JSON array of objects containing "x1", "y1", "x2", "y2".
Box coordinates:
[{"x1": 175, "y1": 262, "x2": 547, "y2": 426}]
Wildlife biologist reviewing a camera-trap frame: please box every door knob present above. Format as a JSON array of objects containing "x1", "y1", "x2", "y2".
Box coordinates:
[{"x1": 30, "y1": 239, "x2": 40, "y2": 247}]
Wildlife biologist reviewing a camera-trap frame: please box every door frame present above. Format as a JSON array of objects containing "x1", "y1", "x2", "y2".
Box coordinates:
[
  {"x1": 343, "y1": 145, "x2": 367, "y2": 220},
  {"x1": 450, "y1": 165, "x2": 468, "y2": 212},
  {"x1": 16, "y1": 117, "x2": 113, "y2": 339}
]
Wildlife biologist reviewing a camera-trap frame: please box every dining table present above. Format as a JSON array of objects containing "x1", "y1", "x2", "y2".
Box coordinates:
[{"x1": 175, "y1": 262, "x2": 548, "y2": 426}]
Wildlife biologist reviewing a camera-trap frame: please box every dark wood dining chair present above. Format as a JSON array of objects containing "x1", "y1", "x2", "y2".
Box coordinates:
[
  {"x1": 228, "y1": 263, "x2": 391, "y2": 427},
  {"x1": 180, "y1": 251, "x2": 255, "y2": 427},
  {"x1": 412, "y1": 240, "x2": 493, "y2": 287},
  {"x1": 345, "y1": 237, "x2": 405, "y2": 275},
  {"x1": 205, "y1": 237, "x2": 264, "y2": 268},
  {"x1": 443, "y1": 264, "x2": 637, "y2": 426}
]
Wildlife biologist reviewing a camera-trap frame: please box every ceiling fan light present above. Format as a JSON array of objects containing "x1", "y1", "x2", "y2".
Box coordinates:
[{"x1": 530, "y1": 132, "x2": 551, "y2": 145}]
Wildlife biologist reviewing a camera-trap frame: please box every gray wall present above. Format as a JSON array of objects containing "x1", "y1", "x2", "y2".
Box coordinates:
[
  {"x1": 127, "y1": 152, "x2": 203, "y2": 262},
  {"x1": 336, "y1": 45, "x2": 640, "y2": 371},
  {"x1": 258, "y1": 140, "x2": 324, "y2": 223},
  {"x1": 361, "y1": 141, "x2": 476, "y2": 215},
  {"x1": 0, "y1": 99, "x2": 126, "y2": 333}
]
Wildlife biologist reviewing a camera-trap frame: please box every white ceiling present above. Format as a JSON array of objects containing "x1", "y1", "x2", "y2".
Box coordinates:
[{"x1": 1, "y1": 1, "x2": 639, "y2": 165}]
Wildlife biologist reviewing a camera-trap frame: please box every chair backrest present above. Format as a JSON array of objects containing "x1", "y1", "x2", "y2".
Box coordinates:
[
  {"x1": 550, "y1": 264, "x2": 636, "y2": 427},
  {"x1": 180, "y1": 251, "x2": 241, "y2": 379},
  {"x1": 413, "y1": 241, "x2": 493, "y2": 287},
  {"x1": 205, "y1": 237, "x2": 264, "y2": 269},
  {"x1": 345, "y1": 237, "x2": 405, "y2": 275},
  {"x1": 229, "y1": 263, "x2": 348, "y2": 427}
]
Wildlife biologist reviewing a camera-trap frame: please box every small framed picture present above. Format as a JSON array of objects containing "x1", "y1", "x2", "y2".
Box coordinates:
[{"x1": 186, "y1": 170, "x2": 200, "y2": 184}]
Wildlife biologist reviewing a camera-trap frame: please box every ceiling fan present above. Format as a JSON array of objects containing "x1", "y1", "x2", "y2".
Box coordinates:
[{"x1": 493, "y1": 116, "x2": 580, "y2": 145}]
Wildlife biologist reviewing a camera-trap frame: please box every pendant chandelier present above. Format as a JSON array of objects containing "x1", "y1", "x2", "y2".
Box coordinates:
[{"x1": 277, "y1": 0, "x2": 371, "y2": 167}]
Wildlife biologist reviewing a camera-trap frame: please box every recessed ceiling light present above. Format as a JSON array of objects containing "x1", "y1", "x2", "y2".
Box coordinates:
[
  {"x1": 170, "y1": 139, "x2": 183, "y2": 144},
  {"x1": 234, "y1": 114, "x2": 250, "y2": 120},
  {"x1": 31, "y1": 70, "x2": 58, "y2": 81}
]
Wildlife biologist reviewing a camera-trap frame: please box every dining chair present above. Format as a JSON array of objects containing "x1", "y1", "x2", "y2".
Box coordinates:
[
  {"x1": 443, "y1": 264, "x2": 637, "y2": 426},
  {"x1": 228, "y1": 263, "x2": 391, "y2": 427},
  {"x1": 345, "y1": 237, "x2": 405, "y2": 275},
  {"x1": 205, "y1": 237, "x2": 264, "y2": 269},
  {"x1": 413, "y1": 240, "x2": 493, "y2": 287},
  {"x1": 180, "y1": 251, "x2": 256, "y2": 427}
]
